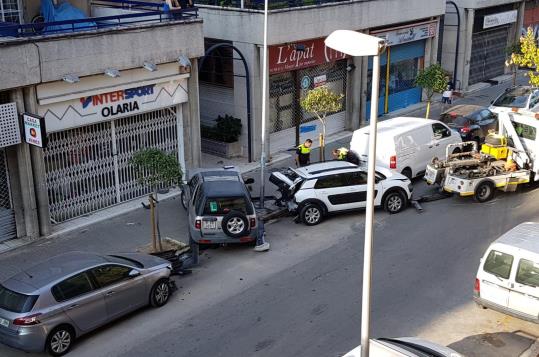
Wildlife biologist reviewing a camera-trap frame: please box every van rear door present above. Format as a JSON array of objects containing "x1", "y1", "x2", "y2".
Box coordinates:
[
  {"x1": 479, "y1": 249, "x2": 514, "y2": 308},
  {"x1": 508, "y1": 256, "x2": 539, "y2": 319}
]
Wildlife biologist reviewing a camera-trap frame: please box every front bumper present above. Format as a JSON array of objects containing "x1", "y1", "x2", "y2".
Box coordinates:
[{"x1": 0, "y1": 324, "x2": 47, "y2": 353}]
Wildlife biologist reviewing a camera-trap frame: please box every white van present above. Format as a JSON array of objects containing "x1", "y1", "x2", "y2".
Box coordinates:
[
  {"x1": 474, "y1": 222, "x2": 539, "y2": 323},
  {"x1": 350, "y1": 117, "x2": 461, "y2": 179}
]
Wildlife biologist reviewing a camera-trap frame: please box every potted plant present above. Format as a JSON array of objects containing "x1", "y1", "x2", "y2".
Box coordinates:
[{"x1": 201, "y1": 114, "x2": 243, "y2": 158}]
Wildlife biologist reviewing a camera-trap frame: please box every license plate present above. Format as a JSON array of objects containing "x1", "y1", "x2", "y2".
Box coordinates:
[
  {"x1": 203, "y1": 221, "x2": 217, "y2": 230},
  {"x1": 0, "y1": 317, "x2": 9, "y2": 328}
]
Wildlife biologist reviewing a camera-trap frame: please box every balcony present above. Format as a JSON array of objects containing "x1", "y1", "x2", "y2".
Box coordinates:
[
  {"x1": 0, "y1": 0, "x2": 204, "y2": 91},
  {"x1": 197, "y1": 0, "x2": 347, "y2": 10}
]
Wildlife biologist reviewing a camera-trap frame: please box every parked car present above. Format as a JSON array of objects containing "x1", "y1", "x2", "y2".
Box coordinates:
[
  {"x1": 182, "y1": 167, "x2": 258, "y2": 249},
  {"x1": 350, "y1": 117, "x2": 461, "y2": 179},
  {"x1": 269, "y1": 161, "x2": 412, "y2": 226},
  {"x1": 0, "y1": 251, "x2": 172, "y2": 356},
  {"x1": 489, "y1": 86, "x2": 539, "y2": 114},
  {"x1": 343, "y1": 337, "x2": 463, "y2": 357},
  {"x1": 440, "y1": 105, "x2": 498, "y2": 143},
  {"x1": 474, "y1": 222, "x2": 539, "y2": 323}
]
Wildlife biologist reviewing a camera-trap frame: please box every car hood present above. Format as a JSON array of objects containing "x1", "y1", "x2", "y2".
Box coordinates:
[
  {"x1": 342, "y1": 338, "x2": 463, "y2": 357},
  {"x1": 111, "y1": 253, "x2": 170, "y2": 269},
  {"x1": 375, "y1": 166, "x2": 408, "y2": 181},
  {"x1": 389, "y1": 337, "x2": 463, "y2": 356}
]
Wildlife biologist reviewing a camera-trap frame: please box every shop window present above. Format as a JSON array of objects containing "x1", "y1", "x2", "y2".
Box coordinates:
[
  {"x1": 0, "y1": 0, "x2": 22, "y2": 23},
  {"x1": 388, "y1": 58, "x2": 420, "y2": 95},
  {"x1": 199, "y1": 38, "x2": 234, "y2": 88},
  {"x1": 269, "y1": 72, "x2": 296, "y2": 133}
]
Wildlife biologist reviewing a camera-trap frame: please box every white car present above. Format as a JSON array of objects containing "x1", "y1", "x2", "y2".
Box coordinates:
[
  {"x1": 269, "y1": 161, "x2": 412, "y2": 226},
  {"x1": 489, "y1": 86, "x2": 539, "y2": 115},
  {"x1": 343, "y1": 338, "x2": 463, "y2": 357},
  {"x1": 350, "y1": 117, "x2": 461, "y2": 180}
]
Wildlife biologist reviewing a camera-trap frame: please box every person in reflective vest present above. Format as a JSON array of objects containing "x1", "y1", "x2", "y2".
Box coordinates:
[
  {"x1": 332, "y1": 147, "x2": 360, "y2": 165},
  {"x1": 295, "y1": 139, "x2": 312, "y2": 167}
]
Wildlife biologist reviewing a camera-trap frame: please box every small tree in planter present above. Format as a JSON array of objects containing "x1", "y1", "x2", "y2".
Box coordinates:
[
  {"x1": 300, "y1": 86, "x2": 344, "y2": 161},
  {"x1": 414, "y1": 63, "x2": 448, "y2": 119},
  {"x1": 201, "y1": 115, "x2": 243, "y2": 158},
  {"x1": 130, "y1": 149, "x2": 182, "y2": 252},
  {"x1": 509, "y1": 27, "x2": 539, "y2": 86}
]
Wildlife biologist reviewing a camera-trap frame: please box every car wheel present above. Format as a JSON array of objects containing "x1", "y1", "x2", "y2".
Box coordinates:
[
  {"x1": 383, "y1": 190, "x2": 406, "y2": 214},
  {"x1": 474, "y1": 181, "x2": 495, "y2": 203},
  {"x1": 401, "y1": 168, "x2": 412, "y2": 180},
  {"x1": 221, "y1": 210, "x2": 250, "y2": 238},
  {"x1": 47, "y1": 325, "x2": 74, "y2": 356},
  {"x1": 150, "y1": 278, "x2": 171, "y2": 307},
  {"x1": 180, "y1": 191, "x2": 188, "y2": 210},
  {"x1": 300, "y1": 204, "x2": 323, "y2": 226}
]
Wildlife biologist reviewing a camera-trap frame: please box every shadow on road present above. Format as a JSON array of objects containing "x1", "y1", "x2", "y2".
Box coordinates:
[{"x1": 448, "y1": 331, "x2": 536, "y2": 357}]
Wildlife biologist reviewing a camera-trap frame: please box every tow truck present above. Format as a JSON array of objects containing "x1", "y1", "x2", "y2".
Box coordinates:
[{"x1": 424, "y1": 110, "x2": 539, "y2": 202}]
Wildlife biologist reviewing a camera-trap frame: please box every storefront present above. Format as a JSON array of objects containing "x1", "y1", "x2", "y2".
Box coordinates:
[
  {"x1": 468, "y1": 6, "x2": 517, "y2": 85},
  {"x1": 268, "y1": 37, "x2": 349, "y2": 153},
  {"x1": 36, "y1": 64, "x2": 189, "y2": 223},
  {"x1": 524, "y1": 0, "x2": 539, "y2": 35},
  {"x1": 366, "y1": 20, "x2": 437, "y2": 118}
]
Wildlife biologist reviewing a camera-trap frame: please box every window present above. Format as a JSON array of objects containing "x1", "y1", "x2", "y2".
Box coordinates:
[
  {"x1": 513, "y1": 122, "x2": 537, "y2": 141},
  {"x1": 0, "y1": 285, "x2": 38, "y2": 313},
  {"x1": 199, "y1": 38, "x2": 234, "y2": 88},
  {"x1": 52, "y1": 273, "x2": 94, "y2": 302},
  {"x1": 0, "y1": 0, "x2": 22, "y2": 23},
  {"x1": 432, "y1": 123, "x2": 451, "y2": 138},
  {"x1": 483, "y1": 250, "x2": 514, "y2": 279},
  {"x1": 91, "y1": 265, "x2": 132, "y2": 288},
  {"x1": 516, "y1": 259, "x2": 539, "y2": 287},
  {"x1": 492, "y1": 87, "x2": 533, "y2": 108},
  {"x1": 193, "y1": 186, "x2": 204, "y2": 212},
  {"x1": 348, "y1": 171, "x2": 368, "y2": 185},
  {"x1": 314, "y1": 174, "x2": 349, "y2": 189},
  {"x1": 529, "y1": 92, "x2": 539, "y2": 109},
  {"x1": 480, "y1": 110, "x2": 493, "y2": 120},
  {"x1": 203, "y1": 197, "x2": 250, "y2": 215}
]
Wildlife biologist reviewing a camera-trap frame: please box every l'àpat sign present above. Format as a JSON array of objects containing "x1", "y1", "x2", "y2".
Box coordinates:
[{"x1": 23, "y1": 113, "x2": 47, "y2": 148}]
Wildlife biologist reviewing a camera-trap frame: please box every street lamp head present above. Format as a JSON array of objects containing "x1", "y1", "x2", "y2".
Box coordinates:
[{"x1": 325, "y1": 30, "x2": 385, "y2": 57}]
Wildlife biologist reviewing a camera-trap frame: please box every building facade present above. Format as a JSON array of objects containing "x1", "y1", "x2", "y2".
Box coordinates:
[
  {"x1": 441, "y1": 0, "x2": 525, "y2": 91},
  {"x1": 198, "y1": 0, "x2": 445, "y2": 158},
  {"x1": 0, "y1": 0, "x2": 204, "y2": 240}
]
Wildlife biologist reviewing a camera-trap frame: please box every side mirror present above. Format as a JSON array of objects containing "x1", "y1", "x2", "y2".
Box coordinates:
[
  {"x1": 128, "y1": 269, "x2": 140, "y2": 278},
  {"x1": 244, "y1": 178, "x2": 255, "y2": 185}
]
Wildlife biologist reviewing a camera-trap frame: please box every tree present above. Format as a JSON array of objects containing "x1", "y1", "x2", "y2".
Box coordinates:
[
  {"x1": 130, "y1": 149, "x2": 182, "y2": 252},
  {"x1": 509, "y1": 27, "x2": 538, "y2": 86},
  {"x1": 506, "y1": 41, "x2": 522, "y2": 86},
  {"x1": 300, "y1": 86, "x2": 344, "y2": 161},
  {"x1": 414, "y1": 63, "x2": 448, "y2": 119}
]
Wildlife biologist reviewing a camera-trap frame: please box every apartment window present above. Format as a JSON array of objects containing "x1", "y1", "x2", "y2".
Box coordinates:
[
  {"x1": 1, "y1": 0, "x2": 22, "y2": 23},
  {"x1": 199, "y1": 38, "x2": 234, "y2": 88}
]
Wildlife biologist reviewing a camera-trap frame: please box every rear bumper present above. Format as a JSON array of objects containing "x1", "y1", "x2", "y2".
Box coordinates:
[
  {"x1": 190, "y1": 228, "x2": 258, "y2": 244},
  {"x1": 0, "y1": 324, "x2": 47, "y2": 352}
]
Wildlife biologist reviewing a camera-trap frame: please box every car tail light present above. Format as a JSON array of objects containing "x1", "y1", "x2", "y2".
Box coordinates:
[
  {"x1": 250, "y1": 217, "x2": 256, "y2": 229},
  {"x1": 460, "y1": 126, "x2": 471, "y2": 134},
  {"x1": 195, "y1": 219, "x2": 201, "y2": 230},
  {"x1": 474, "y1": 278, "x2": 480, "y2": 293},
  {"x1": 389, "y1": 155, "x2": 397, "y2": 169},
  {"x1": 13, "y1": 313, "x2": 41, "y2": 326}
]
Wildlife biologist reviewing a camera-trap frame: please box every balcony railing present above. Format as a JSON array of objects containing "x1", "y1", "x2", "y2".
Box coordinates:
[
  {"x1": 0, "y1": 0, "x2": 198, "y2": 38},
  {"x1": 197, "y1": 0, "x2": 349, "y2": 10}
]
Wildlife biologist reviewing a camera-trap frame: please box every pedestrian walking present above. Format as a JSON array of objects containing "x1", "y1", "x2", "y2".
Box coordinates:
[{"x1": 296, "y1": 139, "x2": 312, "y2": 167}]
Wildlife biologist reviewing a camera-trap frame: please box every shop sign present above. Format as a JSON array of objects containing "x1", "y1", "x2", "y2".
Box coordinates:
[
  {"x1": 301, "y1": 76, "x2": 311, "y2": 90},
  {"x1": 39, "y1": 79, "x2": 188, "y2": 132},
  {"x1": 23, "y1": 113, "x2": 47, "y2": 148},
  {"x1": 313, "y1": 74, "x2": 327, "y2": 88},
  {"x1": 484, "y1": 10, "x2": 518, "y2": 29},
  {"x1": 372, "y1": 21, "x2": 437, "y2": 46},
  {"x1": 269, "y1": 37, "x2": 348, "y2": 75}
]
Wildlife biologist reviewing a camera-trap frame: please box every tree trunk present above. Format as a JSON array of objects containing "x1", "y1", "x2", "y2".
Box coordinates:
[
  {"x1": 154, "y1": 188, "x2": 163, "y2": 252},
  {"x1": 149, "y1": 193, "x2": 157, "y2": 252},
  {"x1": 425, "y1": 100, "x2": 431, "y2": 119}
]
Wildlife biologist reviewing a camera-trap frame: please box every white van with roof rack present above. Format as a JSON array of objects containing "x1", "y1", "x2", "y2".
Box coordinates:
[
  {"x1": 350, "y1": 117, "x2": 461, "y2": 179},
  {"x1": 474, "y1": 222, "x2": 539, "y2": 323}
]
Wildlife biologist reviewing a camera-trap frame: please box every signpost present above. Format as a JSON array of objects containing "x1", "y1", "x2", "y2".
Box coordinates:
[{"x1": 23, "y1": 113, "x2": 47, "y2": 148}]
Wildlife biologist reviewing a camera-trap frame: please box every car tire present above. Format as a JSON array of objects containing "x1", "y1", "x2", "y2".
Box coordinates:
[
  {"x1": 46, "y1": 325, "x2": 75, "y2": 356},
  {"x1": 180, "y1": 191, "x2": 188, "y2": 210},
  {"x1": 221, "y1": 210, "x2": 250, "y2": 238},
  {"x1": 383, "y1": 190, "x2": 406, "y2": 214},
  {"x1": 401, "y1": 168, "x2": 412, "y2": 180},
  {"x1": 150, "y1": 278, "x2": 171, "y2": 308},
  {"x1": 474, "y1": 181, "x2": 495, "y2": 203},
  {"x1": 300, "y1": 203, "x2": 323, "y2": 226}
]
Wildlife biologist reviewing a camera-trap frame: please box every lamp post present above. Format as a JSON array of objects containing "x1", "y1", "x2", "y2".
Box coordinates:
[
  {"x1": 325, "y1": 30, "x2": 385, "y2": 357},
  {"x1": 259, "y1": 0, "x2": 269, "y2": 209}
]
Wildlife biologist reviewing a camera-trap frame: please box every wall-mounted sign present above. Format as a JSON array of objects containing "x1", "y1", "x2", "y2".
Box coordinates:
[
  {"x1": 23, "y1": 113, "x2": 47, "y2": 148},
  {"x1": 313, "y1": 74, "x2": 327, "y2": 88},
  {"x1": 484, "y1": 10, "x2": 518, "y2": 29},
  {"x1": 301, "y1": 76, "x2": 311, "y2": 90},
  {"x1": 371, "y1": 21, "x2": 437, "y2": 46},
  {"x1": 38, "y1": 78, "x2": 188, "y2": 132},
  {"x1": 269, "y1": 37, "x2": 349, "y2": 75}
]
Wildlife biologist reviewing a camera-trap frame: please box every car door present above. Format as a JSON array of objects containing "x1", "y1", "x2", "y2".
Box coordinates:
[
  {"x1": 343, "y1": 171, "x2": 369, "y2": 209},
  {"x1": 90, "y1": 264, "x2": 147, "y2": 321},
  {"x1": 314, "y1": 173, "x2": 353, "y2": 212},
  {"x1": 507, "y1": 257, "x2": 539, "y2": 318},
  {"x1": 479, "y1": 249, "x2": 514, "y2": 308},
  {"x1": 52, "y1": 272, "x2": 107, "y2": 332},
  {"x1": 431, "y1": 122, "x2": 454, "y2": 158}
]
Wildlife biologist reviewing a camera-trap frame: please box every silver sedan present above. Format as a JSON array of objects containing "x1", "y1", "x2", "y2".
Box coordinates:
[{"x1": 0, "y1": 251, "x2": 172, "y2": 356}]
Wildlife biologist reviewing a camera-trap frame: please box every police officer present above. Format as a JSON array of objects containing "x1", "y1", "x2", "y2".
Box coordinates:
[
  {"x1": 296, "y1": 139, "x2": 312, "y2": 167},
  {"x1": 332, "y1": 147, "x2": 360, "y2": 165}
]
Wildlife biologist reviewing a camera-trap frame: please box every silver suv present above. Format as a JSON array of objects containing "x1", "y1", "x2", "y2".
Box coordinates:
[{"x1": 181, "y1": 168, "x2": 258, "y2": 250}]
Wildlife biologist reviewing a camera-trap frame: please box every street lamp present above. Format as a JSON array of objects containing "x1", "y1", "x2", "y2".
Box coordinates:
[
  {"x1": 259, "y1": 0, "x2": 269, "y2": 209},
  {"x1": 325, "y1": 30, "x2": 386, "y2": 357}
]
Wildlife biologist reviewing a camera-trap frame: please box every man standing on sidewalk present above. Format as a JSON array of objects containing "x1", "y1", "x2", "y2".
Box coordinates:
[
  {"x1": 295, "y1": 139, "x2": 312, "y2": 167},
  {"x1": 254, "y1": 217, "x2": 270, "y2": 252}
]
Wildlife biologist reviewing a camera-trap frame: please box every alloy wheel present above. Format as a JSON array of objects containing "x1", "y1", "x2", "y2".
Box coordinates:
[
  {"x1": 304, "y1": 207, "x2": 321, "y2": 224},
  {"x1": 387, "y1": 195, "x2": 402, "y2": 212},
  {"x1": 154, "y1": 281, "x2": 170, "y2": 305},
  {"x1": 50, "y1": 330, "x2": 71, "y2": 354},
  {"x1": 226, "y1": 217, "x2": 245, "y2": 234}
]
